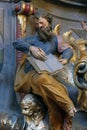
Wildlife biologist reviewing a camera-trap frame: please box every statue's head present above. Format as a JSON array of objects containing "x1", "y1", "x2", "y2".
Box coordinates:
[
  {"x1": 34, "y1": 9, "x2": 54, "y2": 42},
  {"x1": 20, "y1": 94, "x2": 45, "y2": 118}
]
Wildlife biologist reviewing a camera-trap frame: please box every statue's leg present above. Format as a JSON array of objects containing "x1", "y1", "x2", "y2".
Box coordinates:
[
  {"x1": 56, "y1": 78, "x2": 78, "y2": 107},
  {"x1": 14, "y1": 70, "x2": 75, "y2": 130},
  {"x1": 31, "y1": 72, "x2": 74, "y2": 112},
  {"x1": 30, "y1": 72, "x2": 75, "y2": 130}
]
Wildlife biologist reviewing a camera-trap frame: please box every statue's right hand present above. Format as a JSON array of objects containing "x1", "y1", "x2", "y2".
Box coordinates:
[{"x1": 29, "y1": 46, "x2": 47, "y2": 60}]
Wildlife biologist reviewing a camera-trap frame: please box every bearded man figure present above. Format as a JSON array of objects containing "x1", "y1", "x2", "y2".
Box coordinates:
[{"x1": 13, "y1": 10, "x2": 77, "y2": 130}]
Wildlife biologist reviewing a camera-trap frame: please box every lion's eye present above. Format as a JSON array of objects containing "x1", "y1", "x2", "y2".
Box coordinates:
[{"x1": 24, "y1": 108, "x2": 27, "y2": 111}]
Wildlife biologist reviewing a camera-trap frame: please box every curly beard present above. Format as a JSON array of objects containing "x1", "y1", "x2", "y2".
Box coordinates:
[{"x1": 38, "y1": 26, "x2": 53, "y2": 42}]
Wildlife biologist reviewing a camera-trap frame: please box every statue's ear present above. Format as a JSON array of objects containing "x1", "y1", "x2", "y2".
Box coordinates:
[{"x1": 52, "y1": 24, "x2": 61, "y2": 35}]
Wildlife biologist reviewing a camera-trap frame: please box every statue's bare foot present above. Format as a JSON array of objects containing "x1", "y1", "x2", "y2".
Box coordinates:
[{"x1": 68, "y1": 107, "x2": 77, "y2": 117}]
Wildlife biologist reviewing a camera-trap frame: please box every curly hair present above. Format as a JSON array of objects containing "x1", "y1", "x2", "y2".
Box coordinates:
[{"x1": 34, "y1": 8, "x2": 53, "y2": 25}]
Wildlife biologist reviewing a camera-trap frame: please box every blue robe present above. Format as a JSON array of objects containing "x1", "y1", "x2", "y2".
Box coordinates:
[{"x1": 13, "y1": 34, "x2": 73, "y2": 73}]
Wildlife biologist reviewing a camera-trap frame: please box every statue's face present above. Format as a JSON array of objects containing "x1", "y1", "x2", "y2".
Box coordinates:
[
  {"x1": 21, "y1": 94, "x2": 40, "y2": 117},
  {"x1": 38, "y1": 17, "x2": 49, "y2": 29},
  {"x1": 20, "y1": 94, "x2": 45, "y2": 125},
  {"x1": 37, "y1": 17, "x2": 52, "y2": 42},
  {"x1": 21, "y1": 104, "x2": 34, "y2": 116}
]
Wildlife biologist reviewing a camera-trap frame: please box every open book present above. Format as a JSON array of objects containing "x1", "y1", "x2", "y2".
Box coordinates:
[{"x1": 27, "y1": 53, "x2": 63, "y2": 74}]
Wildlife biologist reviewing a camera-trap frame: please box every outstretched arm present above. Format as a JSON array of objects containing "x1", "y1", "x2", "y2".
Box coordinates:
[{"x1": 13, "y1": 37, "x2": 31, "y2": 54}]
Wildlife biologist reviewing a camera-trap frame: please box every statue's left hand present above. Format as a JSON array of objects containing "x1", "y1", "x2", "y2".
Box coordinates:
[{"x1": 59, "y1": 59, "x2": 68, "y2": 65}]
